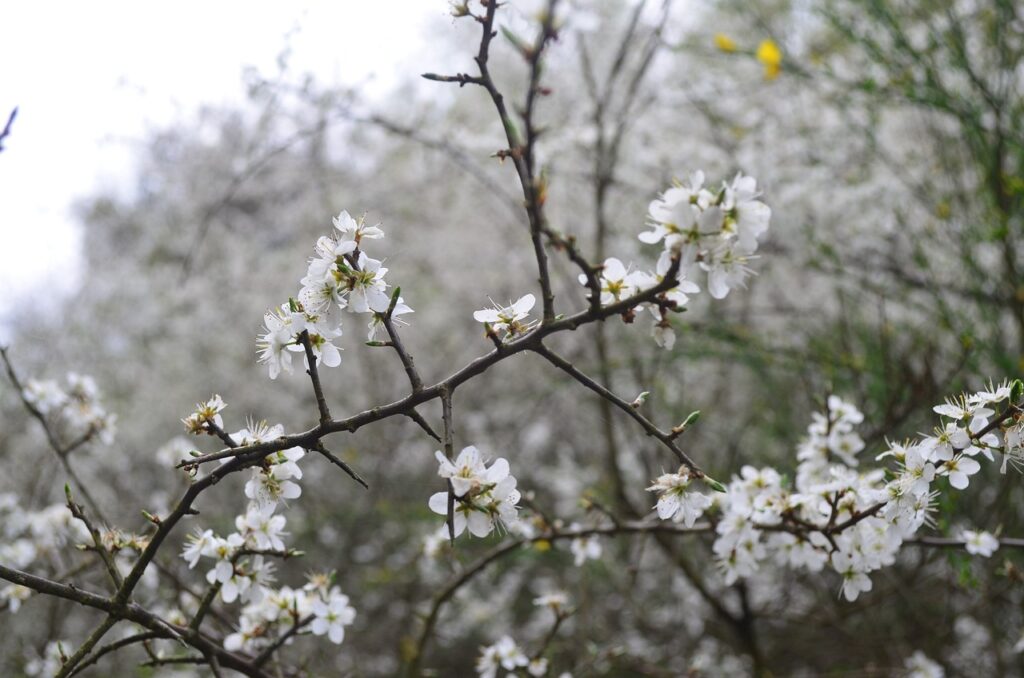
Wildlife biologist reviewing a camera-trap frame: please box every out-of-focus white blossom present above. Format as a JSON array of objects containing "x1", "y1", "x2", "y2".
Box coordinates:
[
  {"x1": 961, "y1": 529, "x2": 999, "y2": 557},
  {"x1": 476, "y1": 636, "x2": 528, "y2": 678},
  {"x1": 903, "y1": 650, "x2": 945, "y2": 678}
]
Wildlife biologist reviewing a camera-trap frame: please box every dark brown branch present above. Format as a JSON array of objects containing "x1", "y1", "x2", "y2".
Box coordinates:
[
  {"x1": 65, "y1": 487, "x2": 123, "y2": 590},
  {"x1": 85, "y1": 258, "x2": 684, "y2": 667},
  {"x1": 66, "y1": 632, "x2": 161, "y2": 677},
  {"x1": 382, "y1": 288, "x2": 425, "y2": 392},
  {"x1": 406, "y1": 520, "x2": 709, "y2": 676},
  {"x1": 531, "y1": 343, "x2": 705, "y2": 476},
  {"x1": 423, "y1": 0, "x2": 558, "y2": 322},
  {"x1": 56, "y1": 615, "x2": 119, "y2": 678},
  {"x1": 440, "y1": 385, "x2": 456, "y2": 545},
  {"x1": 251, "y1": 615, "x2": 314, "y2": 667},
  {"x1": 314, "y1": 441, "x2": 368, "y2": 489},
  {"x1": 298, "y1": 330, "x2": 333, "y2": 425},
  {"x1": 0, "y1": 562, "x2": 273, "y2": 677},
  {"x1": 404, "y1": 408, "x2": 442, "y2": 443},
  {"x1": 203, "y1": 420, "x2": 239, "y2": 448},
  {"x1": 181, "y1": 258, "x2": 684, "y2": 471}
]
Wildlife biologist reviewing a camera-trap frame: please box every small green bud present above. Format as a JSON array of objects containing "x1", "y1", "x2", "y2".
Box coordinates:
[
  {"x1": 704, "y1": 477, "x2": 727, "y2": 493},
  {"x1": 1011, "y1": 378, "x2": 1023, "y2": 403}
]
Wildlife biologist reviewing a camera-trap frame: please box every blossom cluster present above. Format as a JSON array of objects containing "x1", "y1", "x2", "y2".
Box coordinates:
[
  {"x1": 223, "y1": 578, "x2": 356, "y2": 651},
  {"x1": 428, "y1": 445, "x2": 521, "y2": 538},
  {"x1": 1, "y1": 497, "x2": 154, "y2": 615},
  {"x1": 474, "y1": 592, "x2": 571, "y2": 677},
  {"x1": 640, "y1": 171, "x2": 771, "y2": 300},
  {"x1": 648, "y1": 382, "x2": 1021, "y2": 601},
  {"x1": 179, "y1": 401, "x2": 355, "y2": 651},
  {"x1": 469, "y1": 173, "x2": 770, "y2": 351},
  {"x1": 257, "y1": 211, "x2": 410, "y2": 379},
  {"x1": 565, "y1": 171, "x2": 771, "y2": 350},
  {"x1": 0, "y1": 495, "x2": 91, "y2": 613},
  {"x1": 22, "y1": 372, "x2": 116, "y2": 445}
]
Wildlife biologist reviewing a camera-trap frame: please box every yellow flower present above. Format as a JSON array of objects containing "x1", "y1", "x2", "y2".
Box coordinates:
[
  {"x1": 714, "y1": 33, "x2": 737, "y2": 52},
  {"x1": 756, "y1": 39, "x2": 782, "y2": 80}
]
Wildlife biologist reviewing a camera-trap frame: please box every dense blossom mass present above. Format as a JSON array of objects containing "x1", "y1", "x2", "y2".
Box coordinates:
[
  {"x1": 22, "y1": 373, "x2": 117, "y2": 445},
  {"x1": 257, "y1": 211, "x2": 407, "y2": 379},
  {"x1": 429, "y1": 445, "x2": 521, "y2": 538},
  {"x1": 645, "y1": 384, "x2": 1024, "y2": 603},
  {"x1": 574, "y1": 171, "x2": 773, "y2": 350}
]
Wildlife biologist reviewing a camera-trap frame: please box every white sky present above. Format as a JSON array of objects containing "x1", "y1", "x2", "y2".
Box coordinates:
[{"x1": 0, "y1": 1, "x2": 441, "y2": 319}]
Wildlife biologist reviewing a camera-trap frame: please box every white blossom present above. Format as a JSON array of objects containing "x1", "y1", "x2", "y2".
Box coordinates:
[
  {"x1": 646, "y1": 470, "x2": 713, "y2": 527},
  {"x1": 310, "y1": 588, "x2": 356, "y2": 645},
  {"x1": 474, "y1": 294, "x2": 536, "y2": 340},
  {"x1": 961, "y1": 530, "x2": 999, "y2": 557}
]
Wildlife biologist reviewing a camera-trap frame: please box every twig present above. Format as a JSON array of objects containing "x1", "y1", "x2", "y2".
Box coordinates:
[
  {"x1": 424, "y1": 0, "x2": 558, "y2": 322},
  {"x1": 440, "y1": 385, "x2": 456, "y2": 545},
  {"x1": 0, "y1": 346, "x2": 110, "y2": 523},
  {"x1": 56, "y1": 615, "x2": 119, "y2": 678},
  {"x1": 909, "y1": 536, "x2": 1024, "y2": 549},
  {"x1": 204, "y1": 420, "x2": 239, "y2": 448},
  {"x1": 404, "y1": 408, "x2": 442, "y2": 443},
  {"x1": 252, "y1": 615, "x2": 313, "y2": 667},
  {"x1": 314, "y1": 441, "x2": 368, "y2": 489},
  {"x1": 65, "y1": 486, "x2": 123, "y2": 589},
  {"x1": 188, "y1": 580, "x2": 223, "y2": 633},
  {"x1": 66, "y1": 632, "x2": 161, "y2": 677},
  {"x1": 0, "y1": 560, "x2": 272, "y2": 677},
  {"x1": 299, "y1": 331, "x2": 333, "y2": 425},
  {"x1": 531, "y1": 343, "x2": 704, "y2": 476},
  {"x1": 406, "y1": 520, "x2": 709, "y2": 676},
  {"x1": 382, "y1": 287, "x2": 425, "y2": 392}
]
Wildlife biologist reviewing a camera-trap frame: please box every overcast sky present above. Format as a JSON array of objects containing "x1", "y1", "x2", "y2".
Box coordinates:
[{"x1": 0, "y1": 1, "x2": 441, "y2": 319}]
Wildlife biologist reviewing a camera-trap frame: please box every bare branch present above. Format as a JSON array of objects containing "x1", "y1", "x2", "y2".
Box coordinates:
[
  {"x1": 531, "y1": 343, "x2": 705, "y2": 477},
  {"x1": 298, "y1": 330, "x2": 333, "y2": 425},
  {"x1": 314, "y1": 441, "x2": 368, "y2": 489},
  {"x1": 0, "y1": 346, "x2": 110, "y2": 523},
  {"x1": 381, "y1": 287, "x2": 425, "y2": 393},
  {"x1": 407, "y1": 520, "x2": 709, "y2": 675}
]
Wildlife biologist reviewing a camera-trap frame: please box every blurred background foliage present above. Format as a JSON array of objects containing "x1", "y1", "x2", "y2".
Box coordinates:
[{"x1": 2, "y1": 0, "x2": 1023, "y2": 675}]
